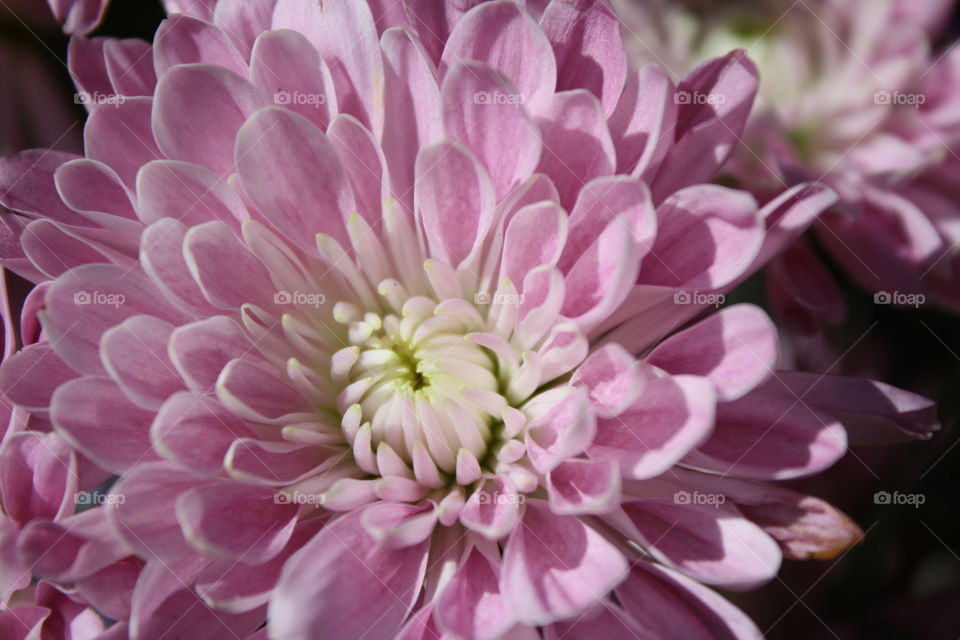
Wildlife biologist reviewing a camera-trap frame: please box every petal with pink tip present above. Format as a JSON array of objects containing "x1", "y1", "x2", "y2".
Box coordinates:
[
  {"x1": 212, "y1": 0, "x2": 278, "y2": 59},
  {"x1": 500, "y1": 201, "x2": 567, "y2": 286},
  {"x1": 0, "y1": 149, "x2": 82, "y2": 222},
  {"x1": 590, "y1": 375, "x2": 715, "y2": 480},
  {"x1": 524, "y1": 386, "x2": 595, "y2": 474},
  {"x1": 235, "y1": 106, "x2": 354, "y2": 251},
  {"x1": 546, "y1": 458, "x2": 620, "y2": 516},
  {"x1": 436, "y1": 545, "x2": 516, "y2": 640},
  {"x1": 84, "y1": 97, "x2": 161, "y2": 188},
  {"x1": 176, "y1": 482, "x2": 298, "y2": 563},
  {"x1": 130, "y1": 559, "x2": 265, "y2": 640},
  {"x1": 107, "y1": 463, "x2": 202, "y2": 563},
  {"x1": 184, "y1": 221, "x2": 278, "y2": 310},
  {"x1": 415, "y1": 141, "x2": 495, "y2": 267},
  {"x1": 151, "y1": 392, "x2": 256, "y2": 475},
  {"x1": 652, "y1": 52, "x2": 759, "y2": 200},
  {"x1": 570, "y1": 343, "x2": 651, "y2": 418},
  {"x1": 327, "y1": 115, "x2": 388, "y2": 229},
  {"x1": 616, "y1": 562, "x2": 763, "y2": 640},
  {"x1": 101, "y1": 315, "x2": 181, "y2": 410},
  {"x1": 442, "y1": 60, "x2": 541, "y2": 199},
  {"x1": 103, "y1": 39, "x2": 156, "y2": 97},
  {"x1": 360, "y1": 502, "x2": 437, "y2": 548},
  {"x1": 609, "y1": 65, "x2": 677, "y2": 179},
  {"x1": 381, "y1": 27, "x2": 443, "y2": 212},
  {"x1": 558, "y1": 176, "x2": 656, "y2": 274},
  {"x1": 20, "y1": 219, "x2": 115, "y2": 279},
  {"x1": 196, "y1": 518, "x2": 324, "y2": 614},
  {"x1": 51, "y1": 376, "x2": 158, "y2": 474},
  {"x1": 535, "y1": 90, "x2": 615, "y2": 208},
  {"x1": 153, "y1": 64, "x2": 266, "y2": 176},
  {"x1": 622, "y1": 500, "x2": 782, "y2": 589},
  {"x1": 249, "y1": 28, "x2": 334, "y2": 130},
  {"x1": 216, "y1": 357, "x2": 309, "y2": 423},
  {"x1": 441, "y1": 1, "x2": 557, "y2": 112},
  {"x1": 684, "y1": 390, "x2": 847, "y2": 480},
  {"x1": 270, "y1": 507, "x2": 429, "y2": 640},
  {"x1": 136, "y1": 160, "x2": 248, "y2": 229},
  {"x1": 43, "y1": 264, "x2": 188, "y2": 375},
  {"x1": 539, "y1": 0, "x2": 627, "y2": 115},
  {"x1": 639, "y1": 185, "x2": 762, "y2": 290},
  {"x1": 0, "y1": 343, "x2": 77, "y2": 415},
  {"x1": 647, "y1": 304, "x2": 777, "y2": 401},
  {"x1": 501, "y1": 499, "x2": 627, "y2": 626},
  {"x1": 545, "y1": 603, "x2": 654, "y2": 640},
  {"x1": 225, "y1": 439, "x2": 328, "y2": 486},
  {"x1": 154, "y1": 14, "x2": 247, "y2": 77},
  {"x1": 0, "y1": 431, "x2": 76, "y2": 526},
  {"x1": 760, "y1": 371, "x2": 938, "y2": 445},
  {"x1": 140, "y1": 219, "x2": 220, "y2": 317},
  {"x1": 273, "y1": 0, "x2": 383, "y2": 132},
  {"x1": 168, "y1": 315, "x2": 257, "y2": 393},
  {"x1": 460, "y1": 476, "x2": 521, "y2": 540}
]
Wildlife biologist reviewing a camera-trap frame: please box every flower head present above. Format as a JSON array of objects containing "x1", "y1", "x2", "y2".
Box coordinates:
[{"x1": 0, "y1": 1, "x2": 938, "y2": 638}]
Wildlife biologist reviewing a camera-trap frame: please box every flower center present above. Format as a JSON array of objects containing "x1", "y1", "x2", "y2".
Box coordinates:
[{"x1": 331, "y1": 295, "x2": 507, "y2": 482}]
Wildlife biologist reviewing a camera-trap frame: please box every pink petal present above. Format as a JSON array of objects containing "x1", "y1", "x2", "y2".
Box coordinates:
[
  {"x1": 216, "y1": 357, "x2": 309, "y2": 422},
  {"x1": 460, "y1": 476, "x2": 522, "y2": 540},
  {"x1": 639, "y1": 185, "x2": 762, "y2": 290},
  {"x1": 441, "y1": 60, "x2": 541, "y2": 199},
  {"x1": 647, "y1": 304, "x2": 778, "y2": 401},
  {"x1": 0, "y1": 431, "x2": 76, "y2": 526},
  {"x1": 622, "y1": 500, "x2": 782, "y2": 589},
  {"x1": 501, "y1": 499, "x2": 627, "y2": 625},
  {"x1": 153, "y1": 64, "x2": 266, "y2": 176},
  {"x1": 570, "y1": 343, "x2": 651, "y2": 418},
  {"x1": 651, "y1": 52, "x2": 759, "y2": 201},
  {"x1": 609, "y1": 65, "x2": 677, "y2": 178},
  {"x1": 101, "y1": 315, "x2": 181, "y2": 410},
  {"x1": 500, "y1": 201, "x2": 567, "y2": 286},
  {"x1": 184, "y1": 220, "x2": 278, "y2": 310},
  {"x1": 0, "y1": 343, "x2": 77, "y2": 415},
  {"x1": 51, "y1": 376, "x2": 158, "y2": 474},
  {"x1": 154, "y1": 14, "x2": 247, "y2": 77},
  {"x1": 103, "y1": 38, "x2": 156, "y2": 97},
  {"x1": 249, "y1": 28, "x2": 334, "y2": 130},
  {"x1": 546, "y1": 458, "x2": 620, "y2": 515},
  {"x1": 524, "y1": 386, "x2": 595, "y2": 474},
  {"x1": 168, "y1": 315, "x2": 257, "y2": 393},
  {"x1": 270, "y1": 507, "x2": 430, "y2": 640},
  {"x1": 235, "y1": 106, "x2": 354, "y2": 251},
  {"x1": 436, "y1": 545, "x2": 516, "y2": 640},
  {"x1": 684, "y1": 389, "x2": 847, "y2": 480},
  {"x1": 590, "y1": 375, "x2": 715, "y2": 480},
  {"x1": 151, "y1": 391, "x2": 256, "y2": 475},
  {"x1": 539, "y1": 0, "x2": 627, "y2": 115},
  {"x1": 415, "y1": 141, "x2": 495, "y2": 267},
  {"x1": 176, "y1": 482, "x2": 298, "y2": 563},
  {"x1": 84, "y1": 97, "x2": 162, "y2": 188},
  {"x1": 441, "y1": 1, "x2": 557, "y2": 112},
  {"x1": 616, "y1": 562, "x2": 763, "y2": 640},
  {"x1": 136, "y1": 159, "x2": 248, "y2": 229},
  {"x1": 535, "y1": 90, "x2": 615, "y2": 208}
]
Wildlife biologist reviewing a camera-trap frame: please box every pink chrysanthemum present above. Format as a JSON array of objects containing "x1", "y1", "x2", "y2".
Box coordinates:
[
  {"x1": 0, "y1": 1, "x2": 938, "y2": 639},
  {"x1": 617, "y1": 0, "x2": 960, "y2": 316}
]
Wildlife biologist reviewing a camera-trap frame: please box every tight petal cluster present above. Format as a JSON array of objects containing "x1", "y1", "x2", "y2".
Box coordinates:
[{"x1": 0, "y1": 1, "x2": 939, "y2": 639}]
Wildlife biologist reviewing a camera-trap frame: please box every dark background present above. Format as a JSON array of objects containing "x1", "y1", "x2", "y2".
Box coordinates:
[{"x1": 2, "y1": 2, "x2": 959, "y2": 638}]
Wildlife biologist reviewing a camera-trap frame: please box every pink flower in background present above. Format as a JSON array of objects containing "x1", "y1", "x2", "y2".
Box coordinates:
[
  {"x1": 617, "y1": 0, "x2": 960, "y2": 321},
  {"x1": 0, "y1": 1, "x2": 938, "y2": 638}
]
